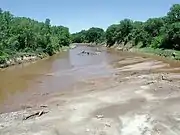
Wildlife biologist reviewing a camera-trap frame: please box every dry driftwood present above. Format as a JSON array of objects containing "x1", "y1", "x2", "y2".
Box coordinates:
[
  {"x1": 161, "y1": 75, "x2": 173, "y2": 82},
  {"x1": 23, "y1": 110, "x2": 49, "y2": 120},
  {"x1": 40, "y1": 105, "x2": 48, "y2": 108},
  {"x1": 96, "y1": 114, "x2": 104, "y2": 119}
]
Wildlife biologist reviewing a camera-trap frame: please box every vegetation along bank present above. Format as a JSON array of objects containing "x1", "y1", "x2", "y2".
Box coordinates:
[
  {"x1": 0, "y1": 9, "x2": 71, "y2": 68},
  {"x1": 71, "y1": 4, "x2": 180, "y2": 60},
  {"x1": 0, "y1": 4, "x2": 180, "y2": 68}
]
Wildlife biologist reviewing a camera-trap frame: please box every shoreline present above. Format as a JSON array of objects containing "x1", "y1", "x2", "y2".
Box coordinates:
[
  {"x1": 130, "y1": 47, "x2": 180, "y2": 60},
  {"x1": 0, "y1": 54, "x2": 46, "y2": 69},
  {"x1": 0, "y1": 44, "x2": 76, "y2": 70},
  {"x1": 111, "y1": 43, "x2": 180, "y2": 61}
]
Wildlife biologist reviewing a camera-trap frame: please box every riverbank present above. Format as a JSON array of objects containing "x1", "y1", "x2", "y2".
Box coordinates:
[
  {"x1": 131, "y1": 47, "x2": 180, "y2": 60},
  {"x1": 112, "y1": 43, "x2": 180, "y2": 61},
  {"x1": 0, "y1": 53, "x2": 46, "y2": 69},
  {"x1": 0, "y1": 44, "x2": 76, "y2": 69}
]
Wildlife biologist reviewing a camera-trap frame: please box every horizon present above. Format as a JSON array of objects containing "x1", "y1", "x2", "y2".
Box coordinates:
[{"x1": 1, "y1": 0, "x2": 179, "y2": 33}]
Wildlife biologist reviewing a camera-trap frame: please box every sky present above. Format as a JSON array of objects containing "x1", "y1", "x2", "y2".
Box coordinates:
[{"x1": 1, "y1": 0, "x2": 180, "y2": 33}]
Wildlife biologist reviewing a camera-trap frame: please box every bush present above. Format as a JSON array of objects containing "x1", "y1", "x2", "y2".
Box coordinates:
[{"x1": 150, "y1": 35, "x2": 165, "y2": 49}]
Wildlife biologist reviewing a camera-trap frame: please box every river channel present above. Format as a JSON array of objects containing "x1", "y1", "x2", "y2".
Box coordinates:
[{"x1": 0, "y1": 44, "x2": 180, "y2": 113}]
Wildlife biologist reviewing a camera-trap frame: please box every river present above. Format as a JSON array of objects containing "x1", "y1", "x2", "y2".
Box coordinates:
[
  {"x1": 1, "y1": 44, "x2": 180, "y2": 135},
  {"x1": 0, "y1": 44, "x2": 180, "y2": 113}
]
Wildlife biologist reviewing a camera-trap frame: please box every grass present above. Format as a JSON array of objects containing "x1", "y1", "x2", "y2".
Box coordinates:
[{"x1": 132, "y1": 47, "x2": 180, "y2": 60}]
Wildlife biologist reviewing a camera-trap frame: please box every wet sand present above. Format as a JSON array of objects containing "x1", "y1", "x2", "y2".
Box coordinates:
[{"x1": 0, "y1": 44, "x2": 180, "y2": 135}]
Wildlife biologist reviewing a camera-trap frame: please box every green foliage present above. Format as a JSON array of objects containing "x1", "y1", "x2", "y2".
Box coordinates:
[
  {"x1": 1, "y1": 4, "x2": 180, "y2": 65},
  {"x1": 0, "y1": 9, "x2": 70, "y2": 64},
  {"x1": 150, "y1": 35, "x2": 165, "y2": 49},
  {"x1": 71, "y1": 27, "x2": 105, "y2": 44},
  {"x1": 106, "y1": 19, "x2": 133, "y2": 47},
  {"x1": 71, "y1": 30, "x2": 87, "y2": 43},
  {"x1": 104, "y1": 4, "x2": 180, "y2": 51},
  {"x1": 106, "y1": 24, "x2": 118, "y2": 46},
  {"x1": 143, "y1": 18, "x2": 164, "y2": 37},
  {"x1": 86, "y1": 27, "x2": 105, "y2": 43},
  {"x1": 167, "y1": 4, "x2": 180, "y2": 23},
  {"x1": 117, "y1": 19, "x2": 133, "y2": 44},
  {"x1": 164, "y1": 22, "x2": 180, "y2": 49},
  {"x1": 71, "y1": 4, "x2": 180, "y2": 53}
]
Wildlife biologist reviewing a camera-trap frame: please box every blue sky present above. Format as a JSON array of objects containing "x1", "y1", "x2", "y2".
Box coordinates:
[{"x1": 1, "y1": 0, "x2": 179, "y2": 33}]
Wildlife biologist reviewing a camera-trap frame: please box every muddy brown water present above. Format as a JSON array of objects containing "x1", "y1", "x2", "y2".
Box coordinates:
[{"x1": 0, "y1": 44, "x2": 180, "y2": 113}]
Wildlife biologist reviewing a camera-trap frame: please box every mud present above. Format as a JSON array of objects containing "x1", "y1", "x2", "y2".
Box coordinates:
[{"x1": 0, "y1": 44, "x2": 180, "y2": 135}]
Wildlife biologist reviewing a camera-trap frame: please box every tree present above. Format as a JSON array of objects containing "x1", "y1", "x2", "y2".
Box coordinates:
[
  {"x1": 45, "y1": 18, "x2": 51, "y2": 26},
  {"x1": 0, "y1": 9, "x2": 71, "y2": 63},
  {"x1": 144, "y1": 18, "x2": 164, "y2": 37},
  {"x1": 167, "y1": 4, "x2": 180, "y2": 23},
  {"x1": 161, "y1": 22, "x2": 180, "y2": 49},
  {"x1": 116, "y1": 19, "x2": 133, "y2": 44},
  {"x1": 106, "y1": 24, "x2": 119, "y2": 47},
  {"x1": 86, "y1": 27, "x2": 104, "y2": 43},
  {"x1": 71, "y1": 27, "x2": 105, "y2": 44},
  {"x1": 104, "y1": 4, "x2": 180, "y2": 50}
]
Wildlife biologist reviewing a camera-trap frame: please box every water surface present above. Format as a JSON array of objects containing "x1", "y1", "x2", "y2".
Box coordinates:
[{"x1": 0, "y1": 44, "x2": 180, "y2": 113}]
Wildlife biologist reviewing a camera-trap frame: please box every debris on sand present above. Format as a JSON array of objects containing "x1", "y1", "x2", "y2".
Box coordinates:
[
  {"x1": 96, "y1": 114, "x2": 104, "y2": 119},
  {"x1": 146, "y1": 81, "x2": 156, "y2": 85},
  {"x1": 105, "y1": 123, "x2": 111, "y2": 127},
  {"x1": 23, "y1": 110, "x2": 49, "y2": 120},
  {"x1": 130, "y1": 72, "x2": 137, "y2": 76},
  {"x1": 161, "y1": 75, "x2": 173, "y2": 82},
  {"x1": 40, "y1": 105, "x2": 48, "y2": 108}
]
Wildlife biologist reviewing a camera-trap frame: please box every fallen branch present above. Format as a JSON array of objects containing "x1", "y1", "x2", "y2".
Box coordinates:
[
  {"x1": 40, "y1": 105, "x2": 48, "y2": 108},
  {"x1": 146, "y1": 81, "x2": 155, "y2": 85},
  {"x1": 130, "y1": 72, "x2": 137, "y2": 76},
  {"x1": 161, "y1": 75, "x2": 173, "y2": 82},
  {"x1": 23, "y1": 110, "x2": 48, "y2": 120}
]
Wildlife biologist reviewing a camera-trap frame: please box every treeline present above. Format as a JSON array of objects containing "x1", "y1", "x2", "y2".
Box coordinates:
[
  {"x1": 72, "y1": 4, "x2": 180, "y2": 50},
  {"x1": 0, "y1": 8, "x2": 70, "y2": 64},
  {"x1": 71, "y1": 27, "x2": 105, "y2": 44},
  {"x1": 0, "y1": 4, "x2": 179, "y2": 65}
]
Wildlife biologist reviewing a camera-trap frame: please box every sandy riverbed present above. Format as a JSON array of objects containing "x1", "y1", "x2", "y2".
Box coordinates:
[{"x1": 1, "y1": 45, "x2": 180, "y2": 135}]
